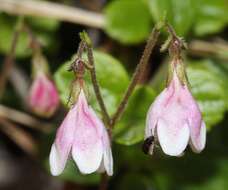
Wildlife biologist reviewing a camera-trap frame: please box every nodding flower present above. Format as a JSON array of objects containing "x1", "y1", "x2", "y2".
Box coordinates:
[
  {"x1": 145, "y1": 59, "x2": 206, "y2": 156},
  {"x1": 49, "y1": 89, "x2": 113, "y2": 176},
  {"x1": 29, "y1": 71, "x2": 59, "y2": 118}
]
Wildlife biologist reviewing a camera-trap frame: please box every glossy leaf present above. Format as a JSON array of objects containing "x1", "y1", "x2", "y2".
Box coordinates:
[
  {"x1": 187, "y1": 59, "x2": 227, "y2": 129},
  {"x1": 193, "y1": 0, "x2": 228, "y2": 36},
  {"x1": 0, "y1": 14, "x2": 58, "y2": 58},
  {"x1": 0, "y1": 15, "x2": 30, "y2": 58},
  {"x1": 104, "y1": 0, "x2": 152, "y2": 44},
  {"x1": 148, "y1": 0, "x2": 194, "y2": 36}
]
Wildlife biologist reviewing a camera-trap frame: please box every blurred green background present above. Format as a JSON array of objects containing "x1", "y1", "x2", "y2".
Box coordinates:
[{"x1": 0, "y1": 0, "x2": 228, "y2": 190}]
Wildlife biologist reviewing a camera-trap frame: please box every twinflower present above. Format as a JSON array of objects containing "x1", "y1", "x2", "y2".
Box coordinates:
[
  {"x1": 145, "y1": 59, "x2": 206, "y2": 156},
  {"x1": 49, "y1": 89, "x2": 113, "y2": 176}
]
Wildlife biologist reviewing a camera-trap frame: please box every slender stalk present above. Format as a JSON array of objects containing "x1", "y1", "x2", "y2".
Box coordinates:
[
  {"x1": 23, "y1": 23, "x2": 42, "y2": 51},
  {"x1": 110, "y1": 26, "x2": 161, "y2": 127},
  {"x1": 0, "y1": 18, "x2": 23, "y2": 97},
  {"x1": 86, "y1": 44, "x2": 111, "y2": 125}
]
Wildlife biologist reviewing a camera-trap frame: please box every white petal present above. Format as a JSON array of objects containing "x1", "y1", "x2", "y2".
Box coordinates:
[
  {"x1": 49, "y1": 144, "x2": 67, "y2": 176},
  {"x1": 72, "y1": 139, "x2": 103, "y2": 174},
  {"x1": 145, "y1": 84, "x2": 176, "y2": 138},
  {"x1": 103, "y1": 145, "x2": 113, "y2": 176},
  {"x1": 72, "y1": 89, "x2": 106, "y2": 174},
  {"x1": 49, "y1": 105, "x2": 77, "y2": 176},
  {"x1": 157, "y1": 119, "x2": 190, "y2": 156},
  {"x1": 190, "y1": 121, "x2": 206, "y2": 153}
]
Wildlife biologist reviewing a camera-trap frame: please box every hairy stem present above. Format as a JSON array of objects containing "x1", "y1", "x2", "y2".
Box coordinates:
[
  {"x1": 85, "y1": 44, "x2": 111, "y2": 125},
  {"x1": 110, "y1": 26, "x2": 161, "y2": 127}
]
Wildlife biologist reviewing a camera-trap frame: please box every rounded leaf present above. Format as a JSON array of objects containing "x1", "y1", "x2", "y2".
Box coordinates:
[{"x1": 104, "y1": 0, "x2": 152, "y2": 44}]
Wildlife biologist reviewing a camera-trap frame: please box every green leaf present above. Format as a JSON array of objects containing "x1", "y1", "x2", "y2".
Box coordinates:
[
  {"x1": 217, "y1": 62, "x2": 228, "y2": 108},
  {"x1": 187, "y1": 59, "x2": 227, "y2": 129},
  {"x1": 148, "y1": 0, "x2": 194, "y2": 36},
  {"x1": 147, "y1": 0, "x2": 172, "y2": 22},
  {"x1": 193, "y1": 0, "x2": 228, "y2": 36},
  {"x1": 0, "y1": 14, "x2": 58, "y2": 58},
  {"x1": 0, "y1": 15, "x2": 30, "y2": 58},
  {"x1": 171, "y1": 0, "x2": 195, "y2": 36},
  {"x1": 113, "y1": 86, "x2": 156, "y2": 145},
  {"x1": 104, "y1": 0, "x2": 152, "y2": 44},
  {"x1": 54, "y1": 50, "x2": 129, "y2": 115}
]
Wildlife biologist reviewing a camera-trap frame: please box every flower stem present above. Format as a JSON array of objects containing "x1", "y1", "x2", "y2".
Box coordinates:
[
  {"x1": 80, "y1": 31, "x2": 111, "y2": 125},
  {"x1": 165, "y1": 23, "x2": 187, "y2": 59},
  {"x1": 23, "y1": 23, "x2": 42, "y2": 52},
  {"x1": 110, "y1": 25, "x2": 161, "y2": 127},
  {"x1": 0, "y1": 17, "x2": 24, "y2": 98},
  {"x1": 85, "y1": 44, "x2": 111, "y2": 125}
]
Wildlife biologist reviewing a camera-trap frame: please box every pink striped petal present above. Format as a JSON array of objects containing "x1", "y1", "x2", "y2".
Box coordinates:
[
  {"x1": 29, "y1": 72, "x2": 59, "y2": 117},
  {"x1": 190, "y1": 121, "x2": 206, "y2": 153},
  {"x1": 72, "y1": 91, "x2": 103, "y2": 174},
  {"x1": 49, "y1": 105, "x2": 77, "y2": 175},
  {"x1": 145, "y1": 83, "x2": 175, "y2": 138},
  {"x1": 102, "y1": 128, "x2": 113, "y2": 176}
]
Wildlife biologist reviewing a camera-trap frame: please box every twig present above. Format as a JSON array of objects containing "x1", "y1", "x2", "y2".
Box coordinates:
[
  {"x1": 188, "y1": 39, "x2": 228, "y2": 60},
  {"x1": 0, "y1": 18, "x2": 22, "y2": 97},
  {"x1": 86, "y1": 44, "x2": 111, "y2": 125},
  {"x1": 0, "y1": 0, "x2": 105, "y2": 28},
  {"x1": 110, "y1": 26, "x2": 161, "y2": 127},
  {"x1": 0, "y1": 104, "x2": 53, "y2": 133},
  {"x1": 99, "y1": 173, "x2": 109, "y2": 190},
  {"x1": 0, "y1": 117, "x2": 37, "y2": 156}
]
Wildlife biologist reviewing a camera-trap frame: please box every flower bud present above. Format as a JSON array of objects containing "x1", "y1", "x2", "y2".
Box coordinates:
[
  {"x1": 49, "y1": 90, "x2": 113, "y2": 176},
  {"x1": 29, "y1": 72, "x2": 59, "y2": 117},
  {"x1": 145, "y1": 59, "x2": 206, "y2": 156}
]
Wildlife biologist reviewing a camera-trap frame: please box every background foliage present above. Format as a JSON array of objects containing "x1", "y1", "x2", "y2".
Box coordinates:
[{"x1": 0, "y1": 0, "x2": 228, "y2": 190}]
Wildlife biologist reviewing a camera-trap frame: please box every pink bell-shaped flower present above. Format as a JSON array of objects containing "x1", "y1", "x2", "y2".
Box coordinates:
[
  {"x1": 29, "y1": 72, "x2": 59, "y2": 117},
  {"x1": 49, "y1": 90, "x2": 113, "y2": 176},
  {"x1": 145, "y1": 60, "x2": 206, "y2": 156}
]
